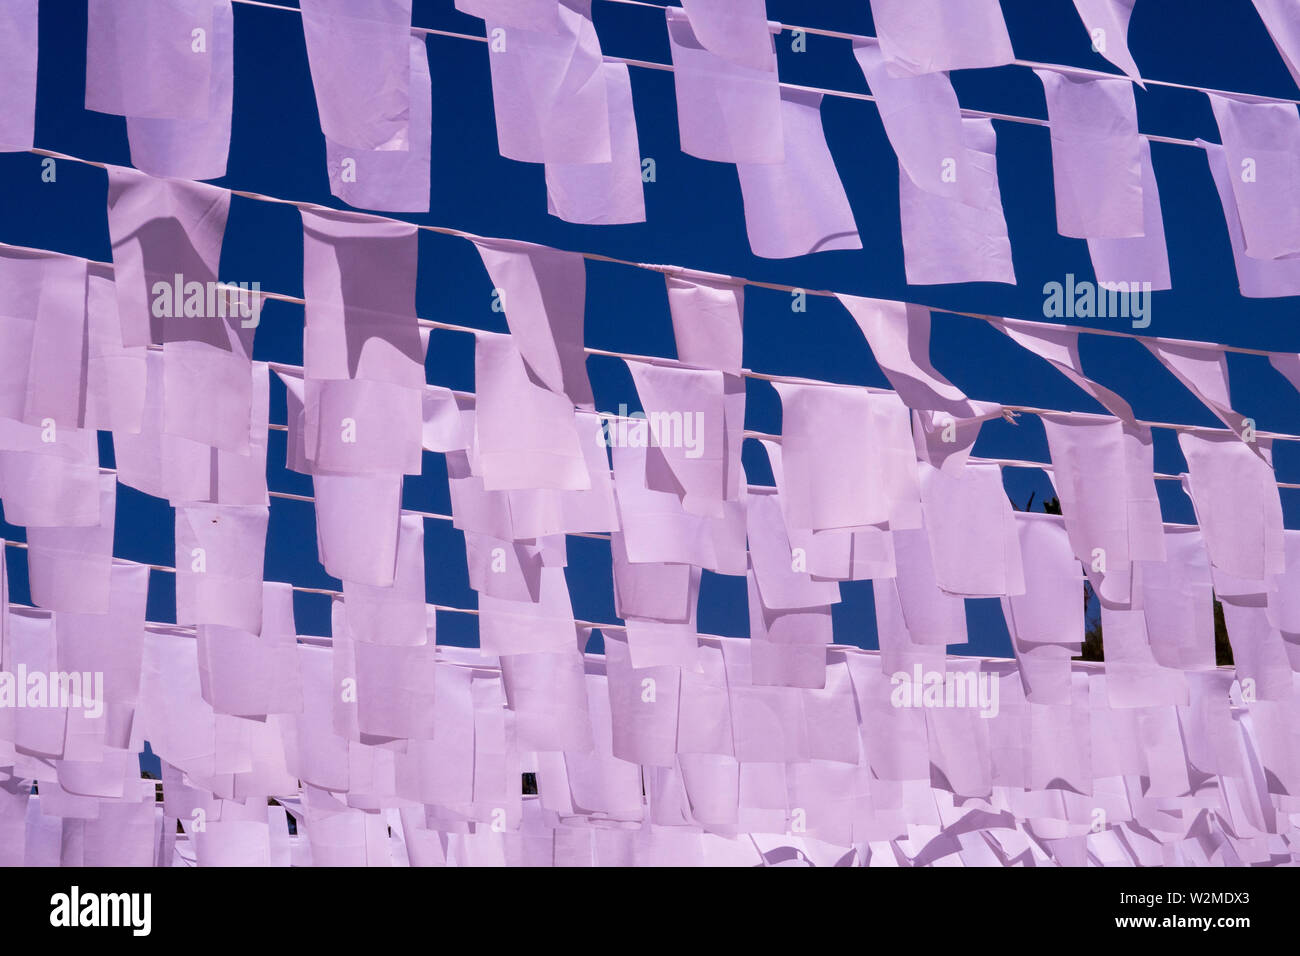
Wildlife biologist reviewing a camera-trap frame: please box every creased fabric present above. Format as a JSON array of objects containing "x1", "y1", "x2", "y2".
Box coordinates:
[
  {"x1": 105, "y1": 166, "x2": 232, "y2": 348},
  {"x1": 113, "y1": 351, "x2": 269, "y2": 506},
  {"x1": 483, "y1": 0, "x2": 610, "y2": 165},
  {"x1": 1206, "y1": 93, "x2": 1300, "y2": 262},
  {"x1": 912, "y1": 401, "x2": 1005, "y2": 478},
  {"x1": 1001, "y1": 513, "x2": 1084, "y2": 704},
  {"x1": 1139, "y1": 527, "x2": 1216, "y2": 673},
  {"x1": 474, "y1": 331, "x2": 590, "y2": 491},
  {"x1": 772, "y1": 383, "x2": 920, "y2": 534},
  {"x1": 869, "y1": 0, "x2": 1015, "y2": 75},
  {"x1": 1035, "y1": 67, "x2": 1144, "y2": 239},
  {"x1": 300, "y1": 208, "x2": 424, "y2": 479},
  {"x1": 86, "y1": 0, "x2": 218, "y2": 121},
  {"x1": 0, "y1": 249, "x2": 90, "y2": 429},
  {"x1": 1087, "y1": 137, "x2": 1170, "y2": 291},
  {"x1": 1178, "y1": 431, "x2": 1285, "y2": 586},
  {"x1": 665, "y1": 274, "x2": 744, "y2": 377},
  {"x1": 544, "y1": 63, "x2": 645, "y2": 225},
  {"x1": 1041, "y1": 412, "x2": 1165, "y2": 606},
  {"x1": 312, "y1": 473, "x2": 403, "y2": 587},
  {"x1": 0, "y1": 423, "x2": 102, "y2": 527},
  {"x1": 852, "y1": 38, "x2": 968, "y2": 202},
  {"x1": 342, "y1": 514, "x2": 428, "y2": 647},
  {"x1": 470, "y1": 237, "x2": 592, "y2": 408},
  {"x1": 126, "y1": 0, "x2": 234, "y2": 181},
  {"x1": 1200, "y1": 139, "x2": 1300, "y2": 298},
  {"x1": 837, "y1": 295, "x2": 984, "y2": 418},
  {"x1": 1251, "y1": 0, "x2": 1300, "y2": 91},
  {"x1": 736, "y1": 89, "x2": 861, "y2": 259},
  {"x1": 0, "y1": 0, "x2": 38, "y2": 151},
  {"x1": 624, "y1": 360, "x2": 729, "y2": 517},
  {"x1": 174, "y1": 504, "x2": 269, "y2": 633},
  {"x1": 1142, "y1": 339, "x2": 1253, "y2": 445},
  {"x1": 300, "y1": 0, "x2": 413, "y2": 151},
  {"x1": 326, "y1": 35, "x2": 432, "y2": 213},
  {"x1": 612, "y1": 442, "x2": 746, "y2": 575},
  {"x1": 26, "y1": 476, "x2": 117, "y2": 615},
  {"x1": 1071, "y1": 0, "x2": 1142, "y2": 82},
  {"x1": 918, "y1": 461, "x2": 1025, "y2": 598},
  {"x1": 664, "y1": 6, "x2": 781, "y2": 164},
  {"x1": 899, "y1": 118, "x2": 1016, "y2": 285}
]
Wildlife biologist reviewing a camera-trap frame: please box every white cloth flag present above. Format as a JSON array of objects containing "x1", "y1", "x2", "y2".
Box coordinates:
[
  {"x1": 772, "y1": 382, "x2": 920, "y2": 533},
  {"x1": 624, "y1": 360, "x2": 728, "y2": 516},
  {"x1": 736, "y1": 89, "x2": 861, "y2": 259},
  {"x1": 1250, "y1": 0, "x2": 1300, "y2": 96},
  {"x1": 1206, "y1": 93, "x2": 1300, "y2": 261},
  {"x1": 1268, "y1": 530, "x2": 1300, "y2": 637},
  {"x1": 300, "y1": 0, "x2": 413, "y2": 151},
  {"x1": 470, "y1": 237, "x2": 593, "y2": 408},
  {"x1": 455, "y1": 0, "x2": 560, "y2": 33},
  {"x1": 1035, "y1": 67, "x2": 1144, "y2": 238},
  {"x1": 544, "y1": 63, "x2": 646, "y2": 225},
  {"x1": 474, "y1": 331, "x2": 590, "y2": 492},
  {"x1": 1041, "y1": 413, "x2": 1165, "y2": 606},
  {"x1": 343, "y1": 514, "x2": 428, "y2": 646},
  {"x1": 0, "y1": 0, "x2": 38, "y2": 151},
  {"x1": 300, "y1": 208, "x2": 425, "y2": 477},
  {"x1": 484, "y1": 0, "x2": 611, "y2": 165},
  {"x1": 869, "y1": 0, "x2": 1015, "y2": 75},
  {"x1": 679, "y1": 0, "x2": 774, "y2": 72},
  {"x1": 174, "y1": 504, "x2": 269, "y2": 633},
  {"x1": 1002, "y1": 512, "x2": 1085, "y2": 646},
  {"x1": 1142, "y1": 339, "x2": 1253, "y2": 444},
  {"x1": 1071, "y1": 0, "x2": 1142, "y2": 82},
  {"x1": 1200, "y1": 140, "x2": 1300, "y2": 297},
  {"x1": 313, "y1": 473, "x2": 403, "y2": 587},
  {"x1": 105, "y1": 166, "x2": 232, "y2": 348},
  {"x1": 125, "y1": 0, "x2": 234, "y2": 181},
  {"x1": 665, "y1": 274, "x2": 744, "y2": 377},
  {"x1": 326, "y1": 35, "x2": 431, "y2": 213},
  {"x1": 918, "y1": 461, "x2": 1025, "y2": 597},
  {"x1": 1138, "y1": 527, "x2": 1215, "y2": 672},
  {"x1": 852, "y1": 39, "x2": 968, "y2": 201},
  {"x1": 0, "y1": 249, "x2": 89, "y2": 428},
  {"x1": 1087, "y1": 137, "x2": 1171, "y2": 291},
  {"x1": 86, "y1": 0, "x2": 217, "y2": 120},
  {"x1": 664, "y1": 6, "x2": 782, "y2": 164},
  {"x1": 113, "y1": 352, "x2": 269, "y2": 506},
  {"x1": 26, "y1": 476, "x2": 116, "y2": 615},
  {"x1": 612, "y1": 441, "x2": 747, "y2": 575},
  {"x1": 899, "y1": 118, "x2": 1016, "y2": 285},
  {"x1": 1178, "y1": 431, "x2": 1285, "y2": 585}
]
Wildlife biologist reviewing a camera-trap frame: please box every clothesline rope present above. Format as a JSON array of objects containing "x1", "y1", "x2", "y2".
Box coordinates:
[
  {"x1": 7, "y1": 232, "x2": 1299, "y2": 447},
  {"x1": 15, "y1": 144, "x2": 1292, "y2": 364},
  {"x1": 595, "y1": 0, "x2": 1300, "y2": 106},
  {"x1": 224, "y1": 0, "x2": 1300, "y2": 131},
  {"x1": 7, "y1": 593, "x2": 1056, "y2": 665}
]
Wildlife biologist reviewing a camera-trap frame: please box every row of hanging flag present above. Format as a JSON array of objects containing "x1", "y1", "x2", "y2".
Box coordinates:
[
  {"x1": 1, "y1": 151, "x2": 1300, "y2": 862},
  {"x1": 1, "y1": 582, "x2": 1293, "y2": 867},
  {"x1": 0, "y1": 0, "x2": 1298, "y2": 292}
]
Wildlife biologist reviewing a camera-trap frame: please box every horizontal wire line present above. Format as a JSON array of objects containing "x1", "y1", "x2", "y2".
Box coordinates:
[
  {"x1": 6, "y1": 218, "x2": 1300, "y2": 448},
  {"x1": 13, "y1": 143, "x2": 1292, "y2": 364},
  {"x1": 5, "y1": 593, "x2": 1038, "y2": 663},
  {"x1": 596, "y1": 0, "x2": 1300, "y2": 106},
  {"x1": 6, "y1": 5, "x2": 1270, "y2": 669},
  {"x1": 227, "y1": 0, "x2": 1300, "y2": 125}
]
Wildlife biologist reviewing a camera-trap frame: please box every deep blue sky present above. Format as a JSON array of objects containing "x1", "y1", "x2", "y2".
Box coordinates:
[{"x1": 2, "y1": 0, "x2": 1298, "y2": 668}]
